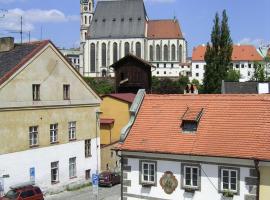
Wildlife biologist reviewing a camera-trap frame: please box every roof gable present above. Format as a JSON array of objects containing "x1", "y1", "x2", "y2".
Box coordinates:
[
  {"x1": 110, "y1": 54, "x2": 154, "y2": 69},
  {"x1": 102, "y1": 93, "x2": 136, "y2": 104}
]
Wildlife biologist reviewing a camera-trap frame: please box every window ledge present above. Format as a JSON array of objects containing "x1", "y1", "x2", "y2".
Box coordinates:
[
  {"x1": 85, "y1": 155, "x2": 92, "y2": 158},
  {"x1": 69, "y1": 138, "x2": 77, "y2": 142},
  {"x1": 141, "y1": 182, "x2": 155, "y2": 187},
  {"x1": 221, "y1": 190, "x2": 236, "y2": 197},
  {"x1": 183, "y1": 187, "x2": 199, "y2": 192},
  {"x1": 51, "y1": 181, "x2": 60, "y2": 185},
  {"x1": 70, "y1": 176, "x2": 77, "y2": 180},
  {"x1": 50, "y1": 141, "x2": 59, "y2": 145},
  {"x1": 30, "y1": 145, "x2": 39, "y2": 148}
]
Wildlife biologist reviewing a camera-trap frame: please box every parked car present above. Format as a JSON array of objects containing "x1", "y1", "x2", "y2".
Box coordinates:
[
  {"x1": 98, "y1": 171, "x2": 121, "y2": 187},
  {"x1": 0, "y1": 183, "x2": 44, "y2": 200}
]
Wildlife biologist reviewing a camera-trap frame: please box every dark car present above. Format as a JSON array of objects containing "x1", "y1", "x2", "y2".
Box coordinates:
[
  {"x1": 0, "y1": 183, "x2": 44, "y2": 200},
  {"x1": 98, "y1": 171, "x2": 121, "y2": 187}
]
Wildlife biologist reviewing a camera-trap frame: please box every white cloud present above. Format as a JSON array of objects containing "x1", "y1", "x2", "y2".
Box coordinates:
[
  {"x1": 0, "y1": 8, "x2": 79, "y2": 32},
  {"x1": 238, "y1": 38, "x2": 266, "y2": 47}
]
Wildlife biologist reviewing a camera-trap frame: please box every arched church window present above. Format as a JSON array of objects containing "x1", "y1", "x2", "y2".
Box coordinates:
[
  {"x1": 136, "y1": 42, "x2": 141, "y2": 58},
  {"x1": 89, "y1": 16, "x2": 91, "y2": 24},
  {"x1": 149, "y1": 45, "x2": 153, "y2": 61},
  {"x1": 102, "y1": 43, "x2": 106, "y2": 67},
  {"x1": 90, "y1": 43, "x2": 96, "y2": 73},
  {"x1": 171, "y1": 44, "x2": 176, "y2": 61},
  {"x1": 164, "y1": 45, "x2": 168, "y2": 61},
  {"x1": 179, "y1": 44, "x2": 183, "y2": 62},
  {"x1": 84, "y1": 32, "x2": 87, "y2": 40},
  {"x1": 156, "y1": 45, "x2": 161, "y2": 61},
  {"x1": 124, "y1": 42, "x2": 130, "y2": 56},
  {"x1": 84, "y1": 16, "x2": 87, "y2": 25},
  {"x1": 113, "y1": 42, "x2": 118, "y2": 63},
  {"x1": 89, "y1": 3, "x2": 91, "y2": 11}
]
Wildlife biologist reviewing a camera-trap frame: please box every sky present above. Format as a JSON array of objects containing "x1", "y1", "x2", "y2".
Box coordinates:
[{"x1": 0, "y1": 0, "x2": 269, "y2": 56}]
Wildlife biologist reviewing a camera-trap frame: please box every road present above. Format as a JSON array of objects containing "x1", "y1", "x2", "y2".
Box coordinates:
[{"x1": 45, "y1": 184, "x2": 120, "y2": 200}]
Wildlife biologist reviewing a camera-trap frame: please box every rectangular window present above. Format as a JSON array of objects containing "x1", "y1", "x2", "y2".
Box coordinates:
[
  {"x1": 241, "y1": 64, "x2": 244, "y2": 68},
  {"x1": 50, "y1": 124, "x2": 58, "y2": 143},
  {"x1": 196, "y1": 73, "x2": 199, "y2": 77},
  {"x1": 63, "y1": 84, "x2": 70, "y2": 100},
  {"x1": 220, "y1": 168, "x2": 238, "y2": 193},
  {"x1": 184, "y1": 166, "x2": 199, "y2": 188},
  {"x1": 85, "y1": 169, "x2": 91, "y2": 180},
  {"x1": 85, "y1": 139, "x2": 91, "y2": 157},
  {"x1": 32, "y1": 84, "x2": 40, "y2": 101},
  {"x1": 69, "y1": 157, "x2": 77, "y2": 178},
  {"x1": 29, "y1": 126, "x2": 38, "y2": 147},
  {"x1": 141, "y1": 161, "x2": 156, "y2": 186},
  {"x1": 68, "y1": 121, "x2": 76, "y2": 140},
  {"x1": 51, "y1": 161, "x2": 59, "y2": 184},
  {"x1": 196, "y1": 65, "x2": 199, "y2": 69},
  {"x1": 248, "y1": 64, "x2": 252, "y2": 68},
  {"x1": 235, "y1": 64, "x2": 239, "y2": 68}
]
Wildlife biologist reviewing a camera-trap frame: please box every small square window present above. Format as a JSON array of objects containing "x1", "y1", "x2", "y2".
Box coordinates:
[
  {"x1": 248, "y1": 64, "x2": 252, "y2": 68},
  {"x1": 69, "y1": 121, "x2": 76, "y2": 140},
  {"x1": 196, "y1": 65, "x2": 199, "y2": 69},
  {"x1": 241, "y1": 64, "x2": 244, "y2": 68},
  {"x1": 164, "y1": 71, "x2": 167, "y2": 75},
  {"x1": 219, "y1": 167, "x2": 239, "y2": 194},
  {"x1": 140, "y1": 161, "x2": 157, "y2": 186},
  {"x1": 50, "y1": 124, "x2": 58, "y2": 143},
  {"x1": 196, "y1": 73, "x2": 199, "y2": 77},
  {"x1": 182, "y1": 163, "x2": 201, "y2": 190},
  {"x1": 164, "y1": 64, "x2": 166, "y2": 68},
  {"x1": 171, "y1": 63, "x2": 174, "y2": 68},
  {"x1": 85, "y1": 169, "x2": 91, "y2": 180},
  {"x1": 32, "y1": 84, "x2": 40, "y2": 101},
  {"x1": 29, "y1": 126, "x2": 38, "y2": 147},
  {"x1": 235, "y1": 64, "x2": 239, "y2": 68}
]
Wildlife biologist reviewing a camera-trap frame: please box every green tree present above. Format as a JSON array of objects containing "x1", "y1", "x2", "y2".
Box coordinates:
[
  {"x1": 203, "y1": 10, "x2": 233, "y2": 93},
  {"x1": 225, "y1": 69, "x2": 240, "y2": 82},
  {"x1": 251, "y1": 62, "x2": 266, "y2": 82},
  {"x1": 83, "y1": 77, "x2": 114, "y2": 95}
]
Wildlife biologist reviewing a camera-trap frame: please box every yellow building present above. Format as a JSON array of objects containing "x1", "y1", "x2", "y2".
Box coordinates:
[
  {"x1": 0, "y1": 37, "x2": 101, "y2": 193},
  {"x1": 100, "y1": 93, "x2": 135, "y2": 172},
  {"x1": 260, "y1": 166, "x2": 270, "y2": 200}
]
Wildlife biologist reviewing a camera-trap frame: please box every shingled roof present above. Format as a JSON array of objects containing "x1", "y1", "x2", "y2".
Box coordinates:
[
  {"x1": 88, "y1": 0, "x2": 147, "y2": 39},
  {"x1": 0, "y1": 40, "x2": 49, "y2": 86},
  {"x1": 192, "y1": 45, "x2": 263, "y2": 61},
  {"x1": 119, "y1": 94, "x2": 270, "y2": 161},
  {"x1": 147, "y1": 20, "x2": 183, "y2": 39}
]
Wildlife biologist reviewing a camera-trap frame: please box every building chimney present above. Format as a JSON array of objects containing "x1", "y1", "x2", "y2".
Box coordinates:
[{"x1": 0, "y1": 37, "x2": 15, "y2": 52}]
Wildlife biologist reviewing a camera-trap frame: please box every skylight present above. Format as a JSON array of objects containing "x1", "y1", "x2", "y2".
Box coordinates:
[{"x1": 181, "y1": 107, "x2": 203, "y2": 133}]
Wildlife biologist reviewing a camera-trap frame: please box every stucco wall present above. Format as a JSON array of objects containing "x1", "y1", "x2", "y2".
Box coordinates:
[
  {"x1": 260, "y1": 166, "x2": 270, "y2": 200},
  {"x1": 101, "y1": 144, "x2": 120, "y2": 172}
]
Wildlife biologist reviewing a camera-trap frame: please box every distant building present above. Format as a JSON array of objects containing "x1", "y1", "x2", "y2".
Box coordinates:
[
  {"x1": 100, "y1": 93, "x2": 136, "y2": 172},
  {"x1": 0, "y1": 37, "x2": 101, "y2": 193},
  {"x1": 80, "y1": 0, "x2": 187, "y2": 78},
  {"x1": 110, "y1": 54, "x2": 153, "y2": 93},
  {"x1": 60, "y1": 48, "x2": 81, "y2": 71},
  {"x1": 191, "y1": 44, "x2": 264, "y2": 83},
  {"x1": 222, "y1": 81, "x2": 270, "y2": 94},
  {"x1": 117, "y1": 91, "x2": 270, "y2": 200}
]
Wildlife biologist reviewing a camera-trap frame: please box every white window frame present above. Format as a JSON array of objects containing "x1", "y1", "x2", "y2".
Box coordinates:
[
  {"x1": 29, "y1": 126, "x2": 38, "y2": 147},
  {"x1": 50, "y1": 124, "x2": 58, "y2": 143},
  {"x1": 51, "y1": 161, "x2": 59, "y2": 184},
  {"x1": 69, "y1": 157, "x2": 77, "y2": 178},
  {"x1": 141, "y1": 161, "x2": 156, "y2": 185},
  {"x1": 183, "y1": 166, "x2": 199, "y2": 189},
  {"x1": 68, "y1": 121, "x2": 76, "y2": 140},
  {"x1": 221, "y1": 168, "x2": 238, "y2": 193},
  {"x1": 85, "y1": 139, "x2": 91, "y2": 157}
]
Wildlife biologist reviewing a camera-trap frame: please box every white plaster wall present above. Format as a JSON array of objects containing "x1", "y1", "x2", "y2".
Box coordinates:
[
  {"x1": 191, "y1": 62, "x2": 205, "y2": 83},
  {"x1": 0, "y1": 139, "x2": 100, "y2": 193},
  {"x1": 126, "y1": 158, "x2": 250, "y2": 200}
]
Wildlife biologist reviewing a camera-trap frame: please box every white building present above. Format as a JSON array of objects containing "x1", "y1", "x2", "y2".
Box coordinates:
[
  {"x1": 116, "y1": 90, "x2": 270, "y2": 200},
  {"x1": 191, "y1": 44, "x2": 264, "y2": 83},
  {"x1": 60, "y1": 48, "x2": 81, "y2": 72},
  {"x1": 80, "y1": 0, "x2": 188, "y2": 78},
  {"x1": 0, "y1": 37, "x2": 101, "y2": 194}
]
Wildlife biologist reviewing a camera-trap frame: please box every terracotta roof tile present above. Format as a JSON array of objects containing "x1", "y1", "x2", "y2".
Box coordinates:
[
  {"x1": 147, "y1": 20, "x2": 183, "y2": 39},
  {"x1": 102, "y1": 93, "x2": 136, "y2": 103},
  {"x1": 192, "y1": 45, "x2": 263, "y2": 61},
  {"x1": 120, "y1": 94, "x2": 270, "y2": 161}
]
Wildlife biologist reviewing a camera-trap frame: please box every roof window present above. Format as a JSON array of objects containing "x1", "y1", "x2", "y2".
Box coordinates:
[{"x1": 181, "y1": 107, "x2": 203, "y2": 133}]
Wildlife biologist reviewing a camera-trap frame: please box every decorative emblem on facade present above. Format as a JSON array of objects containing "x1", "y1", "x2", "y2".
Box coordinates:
[{"x1": 160, "y1": 171, "x2": 178, "y2": 195}]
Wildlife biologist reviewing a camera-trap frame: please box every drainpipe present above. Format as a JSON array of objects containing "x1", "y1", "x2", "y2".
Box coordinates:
[
  {"x1": 254, "y1": 159, "x2": 260, "y2": 200},
  {"x1": 116, "y1": 150, "x2": 123, "y2": 200}
]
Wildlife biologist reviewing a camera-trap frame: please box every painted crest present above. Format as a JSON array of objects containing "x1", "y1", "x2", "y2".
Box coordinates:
[{"x1": 160, "y1": 171, "x2": 178, "y2": 195}]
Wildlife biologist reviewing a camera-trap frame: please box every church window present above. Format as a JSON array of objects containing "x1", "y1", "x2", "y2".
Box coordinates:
[
  {"x1": 102, "y1": 43, "x2": 107, "y2": 67},
  {"x1": 84, "y1": 16, "x2": 87, "y2": 25},
  {"x1": 84, "y1": 32, "x2": 87, "y2": 40},
  {"x1": 179, "y1": 44, "x2": 183, "y2": 62},
  {"x1": 149, "y1": 45, "x2": 153, "y2": 61},
  {"x1": 90, "y1": 43, "x2": 96, "y2": 73},
  {"x1": 164, "y1": 45, "x2": 168, "y2": 61},
  {"x1": 89, "y1": 3, "x2": 91, "y2": 11},
  {"x1": 171, "y1": 44, "x2": 176, "y2": 61},
  {"x1": 136, "y1": 42, "x2": 141, "y2": 58},
  {"x1": 113, "y1": 42, "x2": 118, "y2": 63},
  {"x1": 89, "y1": 16, "x2": 91, "y2": 24},
  {"x1": 124, "y1": 42, "x2": 130, "y2": 56},
  {"x1": 156, "y1": 45, "x2": 161, "y2": 61}
]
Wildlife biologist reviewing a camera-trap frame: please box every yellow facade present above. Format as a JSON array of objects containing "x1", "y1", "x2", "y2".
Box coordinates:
[
  {"x1": 260, "y1": 166, "x2": 270, "y2": 200},
  {"x1": 0, "y1": 43, "x2": 100, "y2": 155},
  {"x1": 100, "y1": 96, "x2": 132, "y2": 172},
  {"x1": 100, "y1": 96, "x2": 131, "y2": 145}
]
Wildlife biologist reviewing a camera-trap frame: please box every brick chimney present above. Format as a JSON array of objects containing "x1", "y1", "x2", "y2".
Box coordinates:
[{"x1": 0, "y1": 37, "x2": 15, "y2": 52}]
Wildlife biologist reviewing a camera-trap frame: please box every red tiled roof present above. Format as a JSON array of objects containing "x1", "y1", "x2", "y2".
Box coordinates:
[
  {"x1": 147, "y1": 20, "x2": 183, "y2": 39},
  {"x1": 100, "y1": 118, "x2": 115, "y2": 125},
  {"x1": 192, "y1": 45, "x2": 263, "y2": 61},
  {"x1": 119, "y1": 94, "x2": 270, "y2": 161},
  {"x1": 182, "y1": 107, "x2": 203, "y2": 121},
  {"x1": 102, "y1": 93, "x2": 136, "y2": 104}
]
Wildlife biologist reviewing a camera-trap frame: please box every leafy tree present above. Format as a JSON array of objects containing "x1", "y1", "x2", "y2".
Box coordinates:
[
  {"x1": 225, "y1": 69, "x2": 240, "y2": 82},
  {"x1": 83, "y1": 77, "x2": 115, "y2": 95},
  {"x1": 203, "y1": 10, "x2": 233, "y2": 93},
  {"x1": 251, "y1": 62, "x2": 266, "y2": 82}
]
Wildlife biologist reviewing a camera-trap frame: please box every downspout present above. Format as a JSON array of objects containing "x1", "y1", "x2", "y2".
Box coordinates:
[
  {"x1": 254, "y1": 159, "x2": 260, "y2": 200},
  {"x1": 116, "y1": 150, "x2": 123, "y2": 200}
]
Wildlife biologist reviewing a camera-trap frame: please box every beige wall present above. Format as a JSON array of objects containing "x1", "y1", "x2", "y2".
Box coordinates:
[
  {"x1": 100, "y1": 97, "x2": 130, "y2": 145},
  {"x1": 260, "y1": 166, "x2": 270, "y2": 200},
  {"x1": 101, "y1": 144, "x2": 120, "y2": 172}
]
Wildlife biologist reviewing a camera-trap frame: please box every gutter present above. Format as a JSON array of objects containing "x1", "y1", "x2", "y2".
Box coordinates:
[{"x1": 254, "y1": 160, "x2": 260, "y2": 200}]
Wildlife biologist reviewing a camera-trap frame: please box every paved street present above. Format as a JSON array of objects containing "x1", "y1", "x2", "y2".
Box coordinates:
[{"x1": 45, "y1": 185, "x2": 120, "y2": 200}]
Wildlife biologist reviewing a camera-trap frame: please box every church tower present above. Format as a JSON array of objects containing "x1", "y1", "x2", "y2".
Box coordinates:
[{"x1": 80, "y1": 0, "x2": 94, "y2": 43}]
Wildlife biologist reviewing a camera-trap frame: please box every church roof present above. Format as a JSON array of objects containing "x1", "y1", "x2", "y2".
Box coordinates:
[
  {"x1": 88, "y1": 0, "x2": 147, "y2": 39},
  {"x1": 147, "y1": 20, "x2": 183, "y2": 39}
]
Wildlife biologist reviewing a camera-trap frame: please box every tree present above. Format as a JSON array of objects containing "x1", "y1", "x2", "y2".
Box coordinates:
[
  {"x1": 203, "y1": 10, "x2": 233, "y2": 93},
  {"x1": 83, "y1": 77, "x2": 115, "y2": 95},
  {"x1": 251, "y1": 62, "x2": 266, "y2": 82},
  {"x1": 225, "y1": 69, "x2": 240, "y2": 82}
]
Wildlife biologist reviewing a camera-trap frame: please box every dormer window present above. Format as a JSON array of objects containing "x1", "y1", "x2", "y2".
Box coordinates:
[{"x1": 181, "y1": 108, "x2": 203, "y2": 133}]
